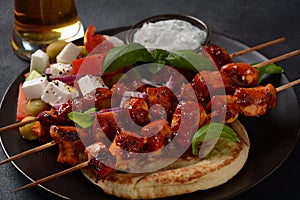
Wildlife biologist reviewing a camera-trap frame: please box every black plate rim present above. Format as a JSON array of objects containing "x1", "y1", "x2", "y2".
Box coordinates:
[{"x1": 0, "y1": 27, "x2": 299, "y2": 200}]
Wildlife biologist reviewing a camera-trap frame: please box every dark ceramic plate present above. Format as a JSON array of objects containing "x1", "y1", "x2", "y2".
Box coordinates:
[{"x1": 0, "y1": 27, "x2": 299, "y2": 200}]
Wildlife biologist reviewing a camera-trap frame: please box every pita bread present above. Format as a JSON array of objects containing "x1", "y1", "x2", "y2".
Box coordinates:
[{"x1": 81, "y1": 120, "x2": 250, "y2": 199}]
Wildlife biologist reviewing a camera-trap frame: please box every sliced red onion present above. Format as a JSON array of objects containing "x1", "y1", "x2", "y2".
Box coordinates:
[
  {"x1": 119, "y1": 96, "x2": 130, "y2": 107},
  {"x1": 140, "y1": 76, "x2": 176, "y2": 90},
  {"x1": 122, "y1": 91, "x2": 148, "y2": 98},
  {"x1": 119, "y1": 91, "x2": 147, "y2": 107},
  {"x1": 140, "y1": 78, "x2": 162, "y2": 87},
  {"x1": 52, "y1": 103, "x2": 63, "y2": 110},
  {"x1": 49, "y1": 75, "x2": 80, "y2": 84},
  {"x1": 45, "y1": 67, "x2": 52, "y2": 75},
  {"x1": 165, "y1": 75, "x2": 176, "y2": 90},
  {"x1": 91, "y1": 107, "x2": 122, "y2": 115}
]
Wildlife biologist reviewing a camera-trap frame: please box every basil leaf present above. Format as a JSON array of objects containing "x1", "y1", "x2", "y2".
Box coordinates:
[
  {"x1": 147, "y1": 49, "x2": 170, "y2": 73},
  {"x1": 67, "y1": 108, "x2": 97, "y2": 128},
  {"x1": 165, "y1": 50, "x2": 216, "y2": 73},
  {"x1": 255, "y1": 63, "x2": 284, "y2": 84},
  {"x1": 102, "y1": 43, "x2": 154, "y2": 74},
  {"x1": 192, "y1": 123, "x2": 240, "y2": 155},
  {"x1": 150, "y1": 49, "x2": 169, "y2": 64}
]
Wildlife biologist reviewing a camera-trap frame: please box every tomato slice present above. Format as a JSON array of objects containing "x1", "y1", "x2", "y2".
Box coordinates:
[
  {"x1": 84, "y1": 25, "x2": 106, "y2": 53},
  {"x1": 16, "y1": 83, "x2": 29, "y2": 121},
  {"x1": 72, "y1": 53, "x2": 107, "y2": 76}
]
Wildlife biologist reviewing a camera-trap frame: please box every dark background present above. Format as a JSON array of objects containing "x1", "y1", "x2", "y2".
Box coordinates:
[{"x1": 0, "y1": 0, "x2": 299, "y2": 199}]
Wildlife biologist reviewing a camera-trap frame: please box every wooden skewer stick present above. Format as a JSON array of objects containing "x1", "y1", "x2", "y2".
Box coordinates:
[
  {"x1": 230, "y1": 37, "x2": 286, "y2": 58},
  {"x1": 0, "y1": 117, "x2": 37, "y2": 133},
  {"x1": 13, "y1": 78, "x2": 300, "y2": 192},
  {"x1": 253, "y1": 49, "x2": 300, "y2": 68},
  {"x1": 276, "y1": 78, "x2": 300, "y2": 92},
  {"x1": 13, "y1": 161, "x2": 89, "y2": 192},
  {"x1": 0, "y1": 141, "x2": 56, "y2": 165}
]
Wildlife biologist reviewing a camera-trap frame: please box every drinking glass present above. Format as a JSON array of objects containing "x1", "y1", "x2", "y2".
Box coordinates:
[{"x1": 12, "y1": 0, "x2": 84, "y2": 60}]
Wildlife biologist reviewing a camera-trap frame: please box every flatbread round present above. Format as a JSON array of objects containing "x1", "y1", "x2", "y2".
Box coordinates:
[{"x1": 81, "y1": 120, "x2": 250, "y2": 199}]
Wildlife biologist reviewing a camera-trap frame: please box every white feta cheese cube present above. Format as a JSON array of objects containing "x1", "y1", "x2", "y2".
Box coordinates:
[
  {"x1": 22, "y1": 77, "x2": 48, "y2": 99},
  {"x1": 56, "y1": 43, "x2": 81, "y2": 64},
  {"x1": 30, "y1": 50, "x2": 49, "y2": 74},
  {"x1": 41, "y1": 80, "x2": 78, "y2": 106},
  {"x1": 77, "y1": 75, "x2": 108, "y2": 96},
  {"x1": 50, "y1": 63, "x2": 73, "y2": 77}
]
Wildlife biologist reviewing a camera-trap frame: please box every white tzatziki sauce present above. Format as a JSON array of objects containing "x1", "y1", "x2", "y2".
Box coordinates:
[{"x1": 133, "y1": 19, "x2": 207, "y2": 52}]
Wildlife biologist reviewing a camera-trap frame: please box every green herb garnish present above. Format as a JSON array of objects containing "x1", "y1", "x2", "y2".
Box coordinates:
[
  {"x1": 102, "y1": 43, "x2": 154, "y2": 74},
  {"x1": 256, "y1": 63, "x2": 284, "y2": 84},
  {"x1": 192, "y1": 123, "x2": 240, "y2": 155},
  {"x1": 165, "y1": 50, "x2": 216, "y2": 73},
  {"x1": 102, "y1": 43, "x2": 217, "y2": 74},
  {"x1": 147, "y1": 49, "x2": 170, "y2": 73},
  {"x1": 150, "y1": 49, "x2": 169, "y2": 64},
  {"x1": 67, "y1": 108, "x2": 97, "y2": 128}
]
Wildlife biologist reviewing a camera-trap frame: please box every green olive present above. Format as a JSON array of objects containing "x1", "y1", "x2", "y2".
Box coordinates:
[
  {"x1": 19, "y1": 116, "x2": 38, "y2": 141},
  {"x1": 27, "y1": 99, "x2": 51, "y2": 116},
  {"x1": 46, "y1": 40, "x2": 68, "y2": 62},
  {"x1": 78, "y1": 45, "x2": 87, "y2": 56}
]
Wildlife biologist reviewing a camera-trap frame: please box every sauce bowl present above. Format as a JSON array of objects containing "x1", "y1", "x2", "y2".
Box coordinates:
[{"x1": 126, "y1": 14, "x2": 211, "y2": 52}]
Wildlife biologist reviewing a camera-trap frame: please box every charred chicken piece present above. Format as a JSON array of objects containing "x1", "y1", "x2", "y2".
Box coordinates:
[
  {"x1": 171, "y1": 101, "x2": 208, "y2": 147},
  {"x1": 56, "y1": 87, "x2": 112, "y2": 114},
  {"x1": 234, "y1": 84, "x2": 277, "y2": 117},
  {"x1": 32, "y1": 121, "x2": 50, "y2": 143},
  {"x1": 121, "y1": 97, "x2": 151, "y2": 127},
  {"x1": 111, "y1": 82, "x2": 131, "y2": 96},
  {"x1": 33, "y1": 87, "x2": 113, "y2": 141},
  {"x1": 86, "y1": 142, "x2": 116, "y2": 181},
  {"x1": 191, "y1": 71, "x2": 226, "y2": 103},
  {"x1": 49, "y1": 125, "x2": 85, "y2": 165},
  {"x1": 141, "y1": 119, "x2": 172, "y2": 152},
  {"x1": 112, "y1": 129, "x2": 144, "y2": 154},
  {"x1": 80, "y1": 88, "x2": 112, "y2": 111},
  {"x1": 37, "y1": 109, "x2": 74, "y2": 127},
  {"x1": 206, "y1": 95, "x2": 239, "y2": 123},
  {"x1": 201, "y1": 44, "x2": 232, "y2": 68},
  {"x1": 92, "y1": 110, "x2": 120, "y2": 142},
  {"x1": 147, "y1": 86, "x2": 178, "y2": 120},
  {"x1": 220, "y1": 62, "x2": 258, "y2": 88},
  {"x1": 190, "y1": 63, "x2": 260, "y2": 103},
  {"x1": 110, "y1": 80, "x2": 149, "y2": 107},
  {"x1": 34, "y1": 109, "x2": 74, "y2": 142},
  {"x1": 109, "y1": 129, "x2": 144, "y2": 170}
]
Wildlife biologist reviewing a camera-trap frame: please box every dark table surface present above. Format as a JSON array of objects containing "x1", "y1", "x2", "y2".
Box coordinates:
[{"x1": 0, "y1": 0, "x2": 299, "y2": 199}]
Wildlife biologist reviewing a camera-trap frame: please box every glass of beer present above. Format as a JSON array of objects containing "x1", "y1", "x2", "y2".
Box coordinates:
[{"x1": 12, "y1": 0, "x2": 84, "y2": 60}]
